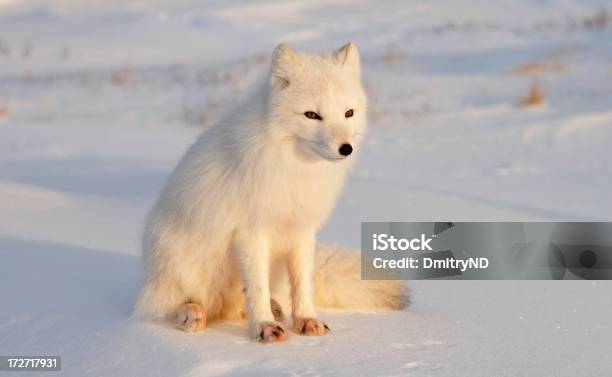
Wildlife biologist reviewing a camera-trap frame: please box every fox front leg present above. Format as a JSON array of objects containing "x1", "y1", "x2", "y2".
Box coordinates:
[
  {"x1": 286, "y1": 234, "x2": 330, "y2": 336},
  {"x1": 234, "y1": 231, "x2": 286, "y2": 343}
]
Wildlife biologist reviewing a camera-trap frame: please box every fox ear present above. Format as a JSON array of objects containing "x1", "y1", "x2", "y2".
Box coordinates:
[
  {"x1": 270, "y1": 43, "x2": 302, "y2": 90},
  {"x1": 334, "y1": 42, "x2": 360, "y2": 77}
]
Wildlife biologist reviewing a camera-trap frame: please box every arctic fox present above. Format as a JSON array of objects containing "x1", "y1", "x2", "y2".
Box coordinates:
[{"x1": 136, "y1": 42, "x2": 407, "y2": 343}]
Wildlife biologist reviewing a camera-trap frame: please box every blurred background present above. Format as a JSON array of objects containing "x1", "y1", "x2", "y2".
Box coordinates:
[
  {"x1": 2, "y1": 1, "x2": 612, "y2": 251},
  {"x1": 1, "y1": 2, "x2": 612, "y2": 376}
]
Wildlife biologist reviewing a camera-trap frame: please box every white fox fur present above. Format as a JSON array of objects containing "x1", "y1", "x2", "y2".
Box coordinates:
[{"x1": 136, "y1": 42, "x2": 407, "y2": 342}]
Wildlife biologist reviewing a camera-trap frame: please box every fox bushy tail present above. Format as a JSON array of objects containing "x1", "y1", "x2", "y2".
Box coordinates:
[{"x1": 313, "y1": 244, "x2": 409, "y2": 310}]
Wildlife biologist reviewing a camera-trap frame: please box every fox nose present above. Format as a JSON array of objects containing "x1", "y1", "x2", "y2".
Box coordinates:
[{"x1": 338, "y1": 143, "x2": 353, "y2": 156}]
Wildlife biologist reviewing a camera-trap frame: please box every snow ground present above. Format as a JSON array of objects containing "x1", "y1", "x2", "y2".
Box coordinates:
[{"x1": 1, "y1": 1, "x2": 612, "y2": 376}]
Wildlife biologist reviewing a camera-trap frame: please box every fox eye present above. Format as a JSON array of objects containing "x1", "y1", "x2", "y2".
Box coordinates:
[
  {"x1": 345, "y1": 109, "x2": 354, "y2": 118},
  {"x1": 304, "y1": 111, "x2": 322, "y2": 120}
]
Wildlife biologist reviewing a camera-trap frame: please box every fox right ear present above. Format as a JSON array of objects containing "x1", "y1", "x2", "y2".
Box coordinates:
[
  {"x1": 334, "y1": 42, "x2": 360, "y2": 78},
  {"x1": 270, "y1": 43, "x2": 302, "y2": 90}
]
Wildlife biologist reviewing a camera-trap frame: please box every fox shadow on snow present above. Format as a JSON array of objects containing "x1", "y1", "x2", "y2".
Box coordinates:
[
  {"x1": 0, "y1": 238, "x2": 248, "y2": 337},
  {"x1": 0, "y1": 157, "x2": 168, "y2": 198},
  {"x1": 0, "y1": 239, "x2": 216, "y2": 375},
  {"x1": 0, "y1": 238, "x2": 139, "y2": 323}
]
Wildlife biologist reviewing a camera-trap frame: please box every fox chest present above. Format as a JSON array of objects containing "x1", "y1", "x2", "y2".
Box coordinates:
[{"x1": 258, "y1": 169, "x2": 343, "y2": 234}]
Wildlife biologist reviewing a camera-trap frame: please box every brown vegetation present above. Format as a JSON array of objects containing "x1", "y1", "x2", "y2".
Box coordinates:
[
  {"x1": 509, "y1": 61, "x2": 565, "y2": 75},
  {"x1": 519, "y1": 79, "x2": 544, "y2": 107},
  {"x1": 584, "y1": 8, "x2": 609, "y2": 30},
  {"x1": 0, "y1": 103, "x2": 9, "y2": 120},
  {"x1": 111, "y1": 69, "x2": 132, "y2": 86},
  {"x1": 383, "y1": 46, "x2": 405, "y2": 63}
]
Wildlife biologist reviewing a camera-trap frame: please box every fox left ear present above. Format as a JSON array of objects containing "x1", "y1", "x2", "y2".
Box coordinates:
[{"x1": 334, "y1": 42, "x2": 360, "y2": 77}]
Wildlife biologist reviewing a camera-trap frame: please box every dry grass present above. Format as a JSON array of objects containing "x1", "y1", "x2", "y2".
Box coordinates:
[
  {"x1": 111, "y1": 69, "x2": 132, "y2": 86},
  {"x1": 254, "y1": 52, "x2": 268, "y2": 65},
  {"x1": 383, "y1": 46, "x2": 406, "y2": 63},
  {"x1": 519, "y1": 79, "x2": 544, "y2": 107},
  {"x1": 509, "y1": 61, "x2": 565, "y2": 75},
  {"x1": 0, "y1": 40, "x2": 9, "y2": 56},
  {"x1": 183, "y1": 108, "x2": 208, "y2": 127},
  {"x1": 0, "y1": 103, "x2": 9, "y2": 120},
  {"x1": 584, "y1": 8, "x2": 609, "y2": 30}
]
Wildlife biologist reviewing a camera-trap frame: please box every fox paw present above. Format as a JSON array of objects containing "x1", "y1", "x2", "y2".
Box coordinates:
[
  {"x1": 176, "y1": 302, "x2": 206, "y2": 332},
  {"x1": 254, "y1": 321, "x2": 286, "y2": 343},
  {"x1": 292, "y1": 318, "x2": 330, "y2": 336}
]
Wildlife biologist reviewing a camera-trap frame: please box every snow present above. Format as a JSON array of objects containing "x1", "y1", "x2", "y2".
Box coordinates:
[{"x1": 1, "y1": 0, "x2": 611, "y2": 376}]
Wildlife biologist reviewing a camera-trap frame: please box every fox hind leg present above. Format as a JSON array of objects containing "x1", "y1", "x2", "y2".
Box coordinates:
[
  {"x1": 237, "y1": 299, "x2": 284, "y2": 323},
  {"x1": 176, "y1": 302, "x2": 206, "y2": 332},
  {"x1": 270, "y1": 298, "x2": 285, "y2": 322}
]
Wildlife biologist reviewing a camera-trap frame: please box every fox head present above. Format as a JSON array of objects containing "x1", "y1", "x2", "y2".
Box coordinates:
[{"x1": 267, "y1": 42, "x2": 367, "y2": 162}]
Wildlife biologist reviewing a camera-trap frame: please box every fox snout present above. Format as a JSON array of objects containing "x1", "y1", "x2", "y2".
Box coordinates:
[{"x1": 326, "y1": 127, "x2": 354, "y2": 159}]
